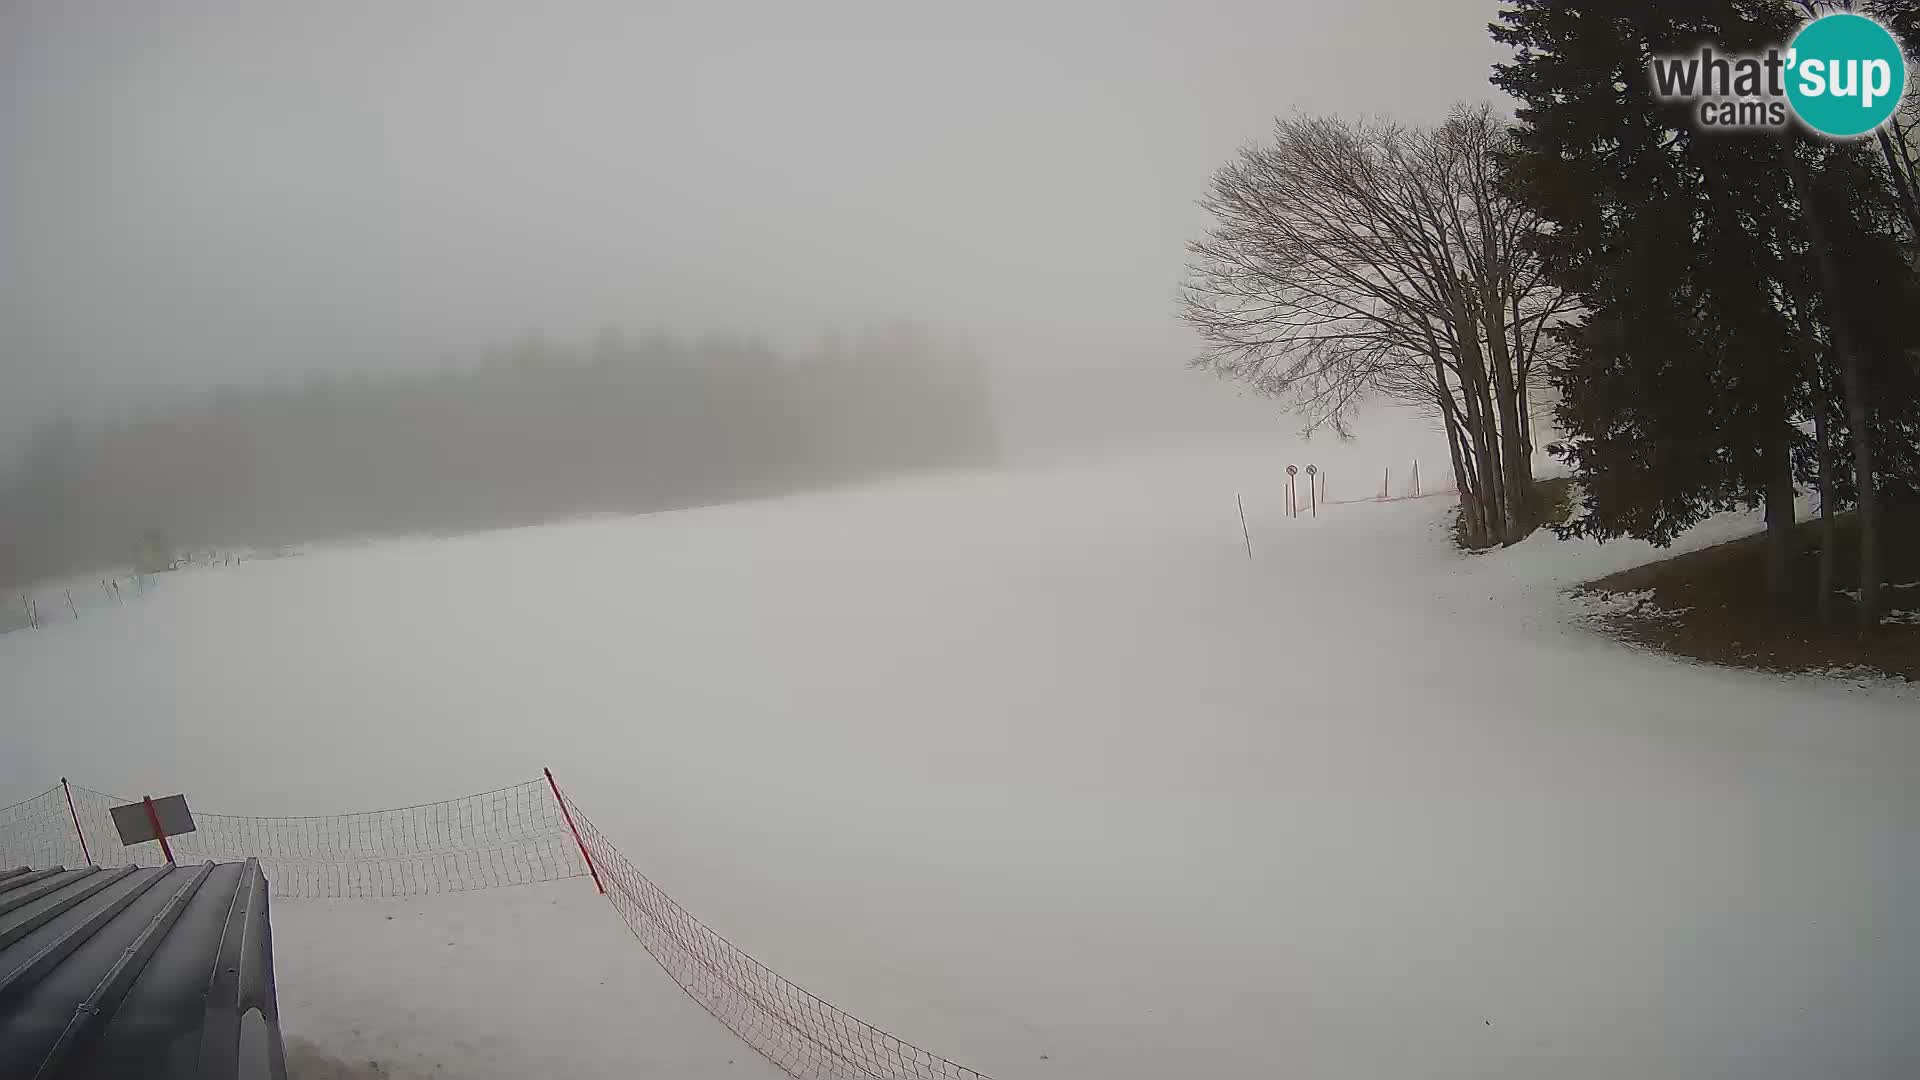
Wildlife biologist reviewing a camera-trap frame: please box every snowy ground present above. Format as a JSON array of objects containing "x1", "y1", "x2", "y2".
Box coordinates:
[
  {"x1": 275, "y1": 884, "x2": 779, "y2": 1079},
  {"x1": 3, "y1": 423, "x2": 1916, "y2": 1079}
]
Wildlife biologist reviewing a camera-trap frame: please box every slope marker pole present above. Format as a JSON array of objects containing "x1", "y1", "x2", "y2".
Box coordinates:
[
  {"x1": 545, "y1": 767, "x2": 605, "y2": 895},
  {"x1": 62, "y1": 779, "x2": 92, "y2": 866},
  {"x1": 142, "y1": 795, "x2": 174, "y2": 864}
]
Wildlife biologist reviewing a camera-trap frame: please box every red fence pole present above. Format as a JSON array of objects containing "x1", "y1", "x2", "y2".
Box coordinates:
[
  {"x1": 545, "y1": 767, "x2": 606, "y2": 895},
  {"x1": 143, "y1": 795, "x2": 174, "y2": 864},
  {"x1": 61, "y1": 778, "x2": 92, "y2": 867}
]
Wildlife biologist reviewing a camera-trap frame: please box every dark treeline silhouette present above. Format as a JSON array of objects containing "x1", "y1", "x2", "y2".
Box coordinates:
[
  {"x1": 0, "y1": 324, "x2": 997, "y2": 588},
  {"x1": 1495, "y1": 0, "x2": 1920, "y2": 629}
]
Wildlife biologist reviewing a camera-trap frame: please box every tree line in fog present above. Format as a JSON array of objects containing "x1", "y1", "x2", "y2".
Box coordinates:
[{"x1": 0, "y1": 325, "x2": 997, "y2": 588}]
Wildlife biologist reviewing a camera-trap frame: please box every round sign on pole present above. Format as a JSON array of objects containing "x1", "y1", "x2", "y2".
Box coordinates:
[
  {"x1": 1285, "y1": 464, "x2": 1298, "y2": 476},
  {"x1": 1304, "y1": 464, "x2": 1317, "y2": 476}
]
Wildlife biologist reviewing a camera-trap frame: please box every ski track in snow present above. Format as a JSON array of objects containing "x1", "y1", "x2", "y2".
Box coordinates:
[{"x1": 3, "y1": 431, "x2": 1915, "y2": 1079}]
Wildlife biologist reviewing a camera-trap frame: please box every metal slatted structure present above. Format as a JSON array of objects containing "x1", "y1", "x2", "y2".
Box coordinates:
[{"x1": 0, "y1": 859, "x2": 286, "y2": 1080}]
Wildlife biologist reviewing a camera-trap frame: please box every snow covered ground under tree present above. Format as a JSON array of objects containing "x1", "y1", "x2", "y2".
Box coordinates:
[{"x1": 3, "y1": 419, "x2": 1915, "y2": 1079}]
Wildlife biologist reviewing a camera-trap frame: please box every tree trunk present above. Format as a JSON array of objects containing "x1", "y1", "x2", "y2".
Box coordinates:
[
  {"x1": 1436, "y1": 361, "x2": 1485, "y2": 547},
  {"x1": 1876, "y1": 128, "x2": 1920, "y2": 241},
  {"x1": 1473, "y1": 359, "x2": 1511, "y2": 541},
  {"x1": 1761, "y1": 420, "x2": 1799, "y2": 611},
  {"x1": 1512, "y1": 294, "x2": 1538, "y2": 463},
  {"x1": 1815, "y1": 385, "x2": 1836, "y2": 624},
  {"x1": 1837, "y1": 340, "x2": 1881, "y2": 630},
  {"x1": 1480, "y1": 284, "x2": 1537, "y2": 542},
  {"x1": 1518, "y1": 378, "x2": 1535, "y2": 461},
  {"x1": 1443, "y1": 402, "x2": 1482, "y2": 546},
  {"x1": 1790, "y1": 151, "x2": 1882, "y2": 630},
  {"x1": 1452, "y1": 396, "x2": 1492, "y2": 545},
  {"x1": 1458, "y1": 360, "x2": 1505, "y2": 544},
  {"x1": 1452, "y1": 294, "x2": 1510, "y2": 544}
]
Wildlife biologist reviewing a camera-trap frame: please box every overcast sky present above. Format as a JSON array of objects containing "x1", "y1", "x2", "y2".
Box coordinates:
[{"x1": 1, "y1": 0, "x2": 1512, "y2": 461}]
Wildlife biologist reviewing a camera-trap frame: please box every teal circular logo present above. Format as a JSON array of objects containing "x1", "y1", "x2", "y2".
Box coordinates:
[{"x1": 1786, "y1": 14, "x2": 1908, "y2": 138}]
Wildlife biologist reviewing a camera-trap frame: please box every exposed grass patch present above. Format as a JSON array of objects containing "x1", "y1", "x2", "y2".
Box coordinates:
[
  {"x1": 1537, "y1": 476, "x2": 1576, "y2": 530},
  {"x1": 1573, "y1": 505, "x2": 1920, "y2": 682},
  {"x1": 1452, "y1": 476, "x2": 1577, "y2": 551}
]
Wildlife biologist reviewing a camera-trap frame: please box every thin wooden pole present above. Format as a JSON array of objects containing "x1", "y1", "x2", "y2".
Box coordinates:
[{"x1": 1237, "y1": 495, "x2": 1253, "y2": 559}]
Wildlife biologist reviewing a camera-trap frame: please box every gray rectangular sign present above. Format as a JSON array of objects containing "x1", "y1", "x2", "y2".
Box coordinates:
[{"x1": 109, "y1": 795, "x2": 197, "y2": 845}]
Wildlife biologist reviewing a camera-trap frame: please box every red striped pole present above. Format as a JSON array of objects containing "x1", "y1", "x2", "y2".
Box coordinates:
[
  {"x1": 545, "y1": 767, "x2": 605, "y2": 895},
  {"x1": 61, "y1": 779, "x2": 92, "y2": 867}
]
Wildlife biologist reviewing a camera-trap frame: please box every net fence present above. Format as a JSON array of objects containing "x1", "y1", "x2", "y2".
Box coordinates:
[
  {"x1": 1, "y1": 775, "x2": 992, "y2": 1078},
  {"x1": 556, "y1": 788, "x2": 990, "y2": 1080},
  {"x1": 0, "y1": 779, "x2": 587, "y2": 898}
]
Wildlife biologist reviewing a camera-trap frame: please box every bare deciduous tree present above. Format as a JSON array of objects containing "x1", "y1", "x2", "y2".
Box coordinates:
[{"x1": 1182, "y1": 103, "x2": 1573, "y2": 546}]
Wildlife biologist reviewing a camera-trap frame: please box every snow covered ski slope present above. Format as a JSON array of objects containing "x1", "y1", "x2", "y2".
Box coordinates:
[{"x1": 2, "y1": 437, "x2": 1914, "y2": 1079}]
